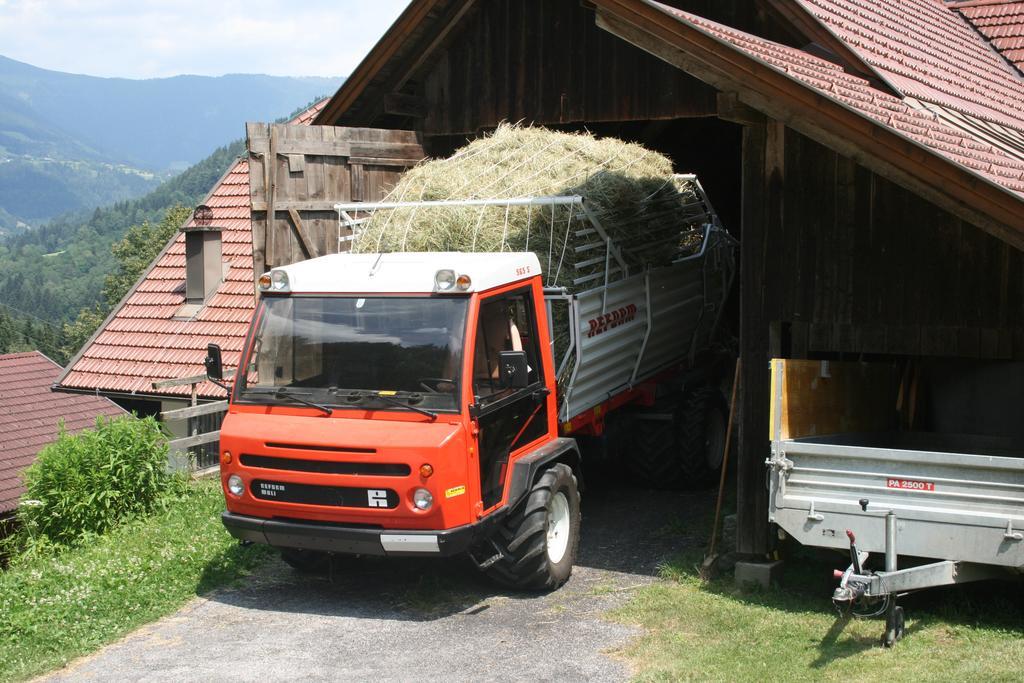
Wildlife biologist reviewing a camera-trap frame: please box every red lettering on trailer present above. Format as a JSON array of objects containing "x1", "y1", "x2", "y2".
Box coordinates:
[
  {"x1": 586, "y1": 303, "x2": 638, "y2": 338},
  {"x1": 886, "y1": 478, "x2": 935, "y2": 492}
]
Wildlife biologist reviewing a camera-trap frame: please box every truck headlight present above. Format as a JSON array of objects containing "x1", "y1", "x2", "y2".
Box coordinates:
[
  {"x1": 413, "y1": 488, "x2": 433, "y2": 510},
  {"x1": 434, "y1": 269, "x2": 456, "y2": 291},
  {"x1": 270, "y1": 269, "x2": 289, "y2": 291},
  {"x1": 227, "y1": 474, "x2": 244, "y2": 497}
]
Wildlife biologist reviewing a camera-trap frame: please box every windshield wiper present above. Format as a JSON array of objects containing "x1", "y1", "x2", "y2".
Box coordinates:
[
  {"x1": 340, "y1": 389, "x2": 438, "y2": 421},
  {"x1": 245, "y1": 387, "x2": 333, "y2": 415}
]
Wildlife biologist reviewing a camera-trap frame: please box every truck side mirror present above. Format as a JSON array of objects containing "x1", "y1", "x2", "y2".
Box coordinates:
[
  {"x1": 205, "y1": 343, "x2": 224, "y2": 381},
  {"x1": 498, "y1": 350, "x2": 529, "y2": 389}
]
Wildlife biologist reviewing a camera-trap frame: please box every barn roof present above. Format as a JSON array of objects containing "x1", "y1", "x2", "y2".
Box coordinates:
[
  {"x1": 951, "y1": 0, "x2": 1024, "y2": 74},
  {"x1": 318, "y1": 0, "x2": 1024, "y2": 248},
  {"x1": 55, "y1": 99, "x2": 327, "y2": 401},
  {"x1": 664, "y1": 6, "x2": 1024, "y2": 196},
  {"x1": 590, "y1": 0, "x2": 1024, "y2": 246},
  {"x1": 0, "y1": 351, "x2": 126, "y2": 514}
]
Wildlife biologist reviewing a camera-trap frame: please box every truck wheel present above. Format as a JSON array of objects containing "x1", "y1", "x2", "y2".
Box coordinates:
[
  {"x1": 279, "y1": 547, "x2": 331, "y2": 574},
  {"x1": 676, "y1": 386, "x2": 728, "y2": 489},
  {"x1": 482, "y1": 463, "x2": 581, "y2": 591}
]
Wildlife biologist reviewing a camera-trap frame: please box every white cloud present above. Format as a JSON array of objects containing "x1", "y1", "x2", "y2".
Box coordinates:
[{"x1": 0, "y1": 0, "x2": 411, "y2": 78}]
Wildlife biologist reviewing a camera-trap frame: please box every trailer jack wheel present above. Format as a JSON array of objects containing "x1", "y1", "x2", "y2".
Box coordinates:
[{"x1": 882, "y1": 604, "x2": 905, "y2": 648}]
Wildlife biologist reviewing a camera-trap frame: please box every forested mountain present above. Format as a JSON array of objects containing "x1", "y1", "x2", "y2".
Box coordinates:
[
  {"x1": 0, "y1": 55, "x2": 341, "y2": 230},
  {"x1": 0, "y1": 139, "x2": 244, "y2": 331}
]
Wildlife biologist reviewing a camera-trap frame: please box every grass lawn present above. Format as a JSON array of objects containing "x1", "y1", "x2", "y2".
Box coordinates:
[
  {"x1": 612, "y1": 546, "x2": 1024, "y2": 682},
  {"x1": 0, "y1": 479, "x2": 270, "y2": 683}
]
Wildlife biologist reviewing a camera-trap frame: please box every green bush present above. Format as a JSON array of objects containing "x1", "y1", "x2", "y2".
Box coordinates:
[{"x1": 16, "y1": 415, "x2": 184, "y2": 547}]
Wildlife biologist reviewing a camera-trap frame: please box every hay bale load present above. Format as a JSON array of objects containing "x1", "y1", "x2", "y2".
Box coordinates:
[{"x1": 352, "y1": 124, "x2": 711, "y2": 292}]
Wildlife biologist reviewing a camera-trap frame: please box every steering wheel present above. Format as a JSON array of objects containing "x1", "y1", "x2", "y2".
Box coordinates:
[{"x1": 419, "y1": 377, "x2": 456, "y2": 393}]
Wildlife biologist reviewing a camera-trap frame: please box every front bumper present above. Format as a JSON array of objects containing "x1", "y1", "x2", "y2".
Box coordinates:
[{"x1": 221, "y1": 511, "x2": 503, "y2": 557}]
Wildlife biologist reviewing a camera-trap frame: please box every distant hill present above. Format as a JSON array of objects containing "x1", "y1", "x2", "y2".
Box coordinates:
[
  {"x1": 0, "y1": 137, "x2": 247, "y2": 327},
  {"x1": 0, "y1": 55, "x2": 341, "y2": 231}
]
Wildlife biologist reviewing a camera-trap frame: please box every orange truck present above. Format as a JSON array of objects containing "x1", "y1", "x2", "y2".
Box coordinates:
[{"x1": 208, "y1": 190, "x2": 735, "y2": 589}]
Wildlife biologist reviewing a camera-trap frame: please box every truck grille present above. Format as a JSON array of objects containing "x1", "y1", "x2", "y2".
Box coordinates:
[
  {"x1": 266, "y1": 442, "x2": 375, "y2": 454},
  {"x1": 241, "y1": 454, "x2": 409, "y2": 477},
  {"x1": 251, "y1": 479, "x2": 400, "y2": 509}
]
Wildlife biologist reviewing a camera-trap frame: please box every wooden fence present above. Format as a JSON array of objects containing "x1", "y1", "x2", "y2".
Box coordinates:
[{"x1": 154, "y1": 371, "x2": 234, "y2": 476}]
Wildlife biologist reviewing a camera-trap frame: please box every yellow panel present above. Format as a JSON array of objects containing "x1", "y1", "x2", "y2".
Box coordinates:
[{"x1": 771, "y1": 359, "x2": 899, "y2": 440}]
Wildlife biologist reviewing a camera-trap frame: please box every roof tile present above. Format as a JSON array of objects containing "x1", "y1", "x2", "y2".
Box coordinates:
[
  {"x1": 661, "y1": 7, "x2": 1024, "y2": 197},
  {"x1": 0, "y1": 352, "x2": 125, "y2": 512}
]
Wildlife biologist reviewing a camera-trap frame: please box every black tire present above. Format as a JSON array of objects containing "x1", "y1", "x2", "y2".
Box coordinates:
[
  {"x1": 279, "y1": 547, "x2": 331, "y2": 574},
  {"x1": 626, "y1": 412, "x2": 680, "y2": 487},
  {"x1": 625, "y1": 386, "x2": 727, "y2": 489},
  {"x1": 676, "y1": 386, "x2": 728, "y2": 489},
  {"x1": 481, "y1": 463, "x2": 581, "y2": 591}
]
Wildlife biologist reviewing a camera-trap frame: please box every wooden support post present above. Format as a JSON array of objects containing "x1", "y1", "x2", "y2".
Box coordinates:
[
  {"x1": 735, "y1": 120, "x2": 784, "y2": 556},
  {"x1": 287, "y1": 208, "x2": 317, "y2": 259}
]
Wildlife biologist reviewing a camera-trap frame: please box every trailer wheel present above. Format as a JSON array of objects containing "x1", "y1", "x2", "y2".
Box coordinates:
[
  {"x1": 676, "y1": 386, "x2": 729, "y2": 488},
  {"x1": 279, "y1": 548, "x2": 331, "y2": 574},
  {"x1": 481, "y1": 463, "x2": 580, "y2": 591},
  {"x1": 626, "y1": 413, "x2": 680, "y2": 488}
]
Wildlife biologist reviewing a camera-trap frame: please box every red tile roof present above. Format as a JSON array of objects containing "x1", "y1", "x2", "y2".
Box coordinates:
[
  {"x1": 796, "y1": 0, "x2": 1024, "y2": 133},
  {"x1": 656, "y1": 5, "x2": 1024, "y2": 197},
  {"x1": 57, "y1": 98, "x2": 328, "y2": 400},
  {"x1": 0, "y1": 352, "x2": 126, "y2": 514},
  {"x1": 953, "y1": 1, "x2": 1024, "y2": 73}
]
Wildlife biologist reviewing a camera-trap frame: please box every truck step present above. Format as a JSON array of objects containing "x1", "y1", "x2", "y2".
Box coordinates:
[{"x1": 469, "y1": 545, "x2": 505, "y2": 570}]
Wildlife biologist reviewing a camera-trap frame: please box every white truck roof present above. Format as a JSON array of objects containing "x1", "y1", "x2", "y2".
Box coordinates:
[{"x1": 267, "y1": 251, "x2": 542, "y2": 295}]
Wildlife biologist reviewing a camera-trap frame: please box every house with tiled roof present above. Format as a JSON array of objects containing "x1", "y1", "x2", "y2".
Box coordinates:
[
  {"x1": 1, "y1": 351, "x2": 125, "y2": 520},
  {"x1": 54, "y1": 100, "x2": 326, "y2": 457}
]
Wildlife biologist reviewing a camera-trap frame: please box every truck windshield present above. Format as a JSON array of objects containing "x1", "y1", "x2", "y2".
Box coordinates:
[{"x1": 239, "y1": 296, "x2": 468, "y2": 413}]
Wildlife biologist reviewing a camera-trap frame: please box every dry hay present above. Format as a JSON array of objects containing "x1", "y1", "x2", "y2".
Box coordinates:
[{"x1": 352, "y1": 123, "x2": 709, "y2": 291}]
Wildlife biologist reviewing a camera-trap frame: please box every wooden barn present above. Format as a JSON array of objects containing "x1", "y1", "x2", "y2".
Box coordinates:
[{"x1": 247, "y1": 0, "x2": 1024, "y2": 555}]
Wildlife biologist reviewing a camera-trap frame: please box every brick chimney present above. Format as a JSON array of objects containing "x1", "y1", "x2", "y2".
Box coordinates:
[{"x1": 183, "y1": 204, "x2": 222, "y2": 305}]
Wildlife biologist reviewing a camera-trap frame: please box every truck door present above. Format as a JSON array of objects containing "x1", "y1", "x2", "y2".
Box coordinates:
[{"x1": 471, "y1": 287, "x2": 551, "y2": 511}]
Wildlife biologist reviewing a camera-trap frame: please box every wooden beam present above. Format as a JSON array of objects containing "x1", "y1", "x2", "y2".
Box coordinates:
[
  {"x1": 734, "y1": 121, "x2": 777, "y2": 556},
  {"x1": 314, "y1": 0, "x2": 447, "y2": 125},
  {"x1": 287, "y1": 208, "x2": 318, "y2": 259},
  {"x1": 168, "y1": 430, "x2": 221, "y2": 451},
  {"x1": 252, "y1": 200, "x2": 349, "y2": 213},
  {"x1": 151, "y1": 369, "x2": 234, "y2": 390},
  {"x1": 249, "y1": 137, "x2": 352, "y2": 157},
  {"x1": 161, "y1": 400, "x2": 228, "y2": 421},
  {"x1": 383, "y1": 92, "x2": 429, "y2": 118},
  {"x1": 716, "y1": 92, "x2": 764, "y2": 127},
  {"x1": 592, "y1": 4, "x2": 1024, "y2": 251}
]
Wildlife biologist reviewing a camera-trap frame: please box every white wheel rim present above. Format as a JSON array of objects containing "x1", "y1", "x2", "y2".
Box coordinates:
[{"x1": 546, "y1": 491, "x2": 571, "y2": 564}]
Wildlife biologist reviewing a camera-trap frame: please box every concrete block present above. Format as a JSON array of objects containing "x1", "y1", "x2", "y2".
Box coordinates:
[{"x1": 734, "y1": 559, "x2": 784, "y2": 588}]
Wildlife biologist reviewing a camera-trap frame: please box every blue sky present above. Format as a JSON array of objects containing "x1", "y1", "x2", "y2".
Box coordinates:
[{"x1": 0, "y1": 1, "x2": 411, "y2": 79}]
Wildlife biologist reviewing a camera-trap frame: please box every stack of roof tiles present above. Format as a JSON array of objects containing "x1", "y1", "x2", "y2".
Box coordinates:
[
  {"x1": 0, "y1": 352, "x2": 125, "y2": 514},
  {"x1": 58, "y1": 100, "x2": 326, "y2": 400}
]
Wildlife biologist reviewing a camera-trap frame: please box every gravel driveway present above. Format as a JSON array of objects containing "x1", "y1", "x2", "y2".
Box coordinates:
[{"x1": 41, "y1": 485, "x2": 713, "y2": 683}]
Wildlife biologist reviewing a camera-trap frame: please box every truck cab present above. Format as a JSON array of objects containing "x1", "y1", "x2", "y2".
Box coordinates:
[{"x1": 216, "y1": 251, "x2": 582, "y2": 589}]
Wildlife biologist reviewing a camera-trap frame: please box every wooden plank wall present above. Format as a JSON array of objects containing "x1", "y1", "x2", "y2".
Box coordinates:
[
  {"x1": 738, "y1": 122, "x2": 1024, "y2": 555},
  {"x1": 417, "y1": 0, "x2": 719, "y2": 135},
  {"x1": 247, "y1": 123, "x2": 425, "y2": 276},
  {"x1": 768, "y1": 130, "x2": 1024, "y2": 361}
]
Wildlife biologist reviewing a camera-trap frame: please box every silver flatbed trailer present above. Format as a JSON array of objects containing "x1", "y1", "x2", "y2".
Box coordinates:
[{"x1": 767, "y1": 361, "x2": 1022, "y2": 646}]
